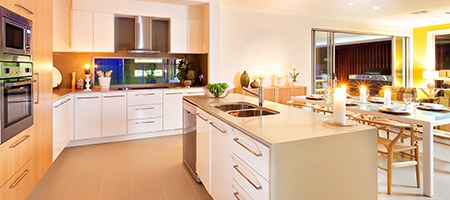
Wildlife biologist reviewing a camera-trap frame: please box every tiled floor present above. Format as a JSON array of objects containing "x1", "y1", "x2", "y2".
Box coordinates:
[
  {"x1": 27, "y1": 134, "x2": 450, "y2": 200},
  {"x1": 27, "y1": 135, "x2": 212, "y2": 200}
]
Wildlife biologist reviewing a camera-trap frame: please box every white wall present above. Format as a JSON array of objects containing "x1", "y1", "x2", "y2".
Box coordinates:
[{"x1": 218, "y1": 5, "x2": 412, "y2": 90}]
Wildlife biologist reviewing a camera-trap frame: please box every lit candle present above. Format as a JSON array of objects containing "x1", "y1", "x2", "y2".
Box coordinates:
[
  {"x1": 84, "y1": 64, "x2": 91, "y2": 75},
  {"x1": 384, "y1": 88, "x2": 391, "y2": 105},
  {"x1": 333, "y1": 87, "x2": 346, "y2": 125},
  {"x1": 341, "y1": 84, "x2": 347, "y2": 93},
  {"x1": 360, "y1": 86, "x2": 367, "y2": 103}
]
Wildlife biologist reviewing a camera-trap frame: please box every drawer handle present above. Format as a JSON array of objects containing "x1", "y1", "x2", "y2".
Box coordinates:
[
  {"x1": 54, "y1": 98, "x2": 71, "y2": 108},
  {"x1": 196, "y1": 113, "x2": 208, "y2": 121},
  {"x1": 136, "y1": 121, "x2": 155, "y2": 124},
  {"x1": 104, "y1": 95, "x2": 125, "y2": 98},
  {"x1": 210, "y1": 122, "x2": 226, "y2": 133},
  {"x1": 135, "y1": 93, "x2": 154, "y2": 96},
  {"x1": 9, "y1": 135, "x2": 30, "y2": 149},
  {"x1": 135, "y1": 107, "x2": 155, "y2": 110},
  {"x1": 233, "y1": 192, "x2": 241, "y2": 200},
  {"x1": 77, "y1": 96, "x2": 99, "y2": 99},
  {"x1": 165, "y1": 92, "x2": 183, "y2": 95},
  {"x1": 187, "y1": 92, "x2": 203, "y2": 94},
  {"x1": 233, "y1": 138, "x2": 262, "y2": 157},
  {"x1": 9, "y1": 169, "x2": 30, "y2": 189},
  {"x1": 233, "y1": 165, "x2": 262, "y2": 190}
]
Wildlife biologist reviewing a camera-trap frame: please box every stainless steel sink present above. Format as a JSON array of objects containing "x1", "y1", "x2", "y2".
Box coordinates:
[
  {"x1": 227, "y1": 108, "x2": 280, "y2": 117},
  {"x1": 213, "y1": 102, "x2": 258, "y2": 112}
]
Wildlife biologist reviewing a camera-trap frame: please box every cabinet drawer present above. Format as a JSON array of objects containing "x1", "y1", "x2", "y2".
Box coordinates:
[
  {"x1": 185, "y1": 88, "x2": 204, "y2": 96},
  {"x1": 232, "y1": 129, "x2": 270, "y2": 181},
  {"x1": 0, "y1": 133, "x2": 32, "y2": 187},
  {"x1": 127, "y1": 90, "x2": 162, "y2": 105},
  {"x1": 0, "y1": 160, "x2": 33, "y2": 200},
  {"x1": 127, "y1": 118, "x2": 162, "y2": 134},
  {"x1": 128, "y1": 105, "x2": 162, "y2": 119},
  {"x1": 232, "y1": 156, "x2": 269, "y2": 200},
  {"x1": 232, "y1": 180, "x2": 252, "y2": 200}
]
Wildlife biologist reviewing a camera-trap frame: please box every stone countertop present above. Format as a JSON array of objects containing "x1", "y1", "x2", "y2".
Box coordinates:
[
  {"x1": 53, "y1": 86, "x2": 204, "y2": 101},
  {"x1": 184, "y1": 94, "x2": 376, "y2": 146}
]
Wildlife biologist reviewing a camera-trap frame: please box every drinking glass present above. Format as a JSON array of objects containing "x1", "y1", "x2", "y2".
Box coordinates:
[
  {"x1": 410, "y1": 95, "x2": 420, "y2": 114},
  {"x1": 403, "y1": 93, "x2": 412, "y2": 106},
  {"x1": 325, "y1": 86, "x2": 334, "y2": 99}
]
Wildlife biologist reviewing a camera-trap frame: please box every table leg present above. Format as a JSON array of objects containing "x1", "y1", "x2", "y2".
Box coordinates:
[{"x1": 422, "y1": 123, "x2": 434, "y2": 197}]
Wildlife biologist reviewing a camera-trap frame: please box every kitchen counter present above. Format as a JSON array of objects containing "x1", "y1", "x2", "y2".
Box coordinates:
[
  {"x1": 53, "y1": 86, "x2": 203, "y2": 101},
  {"x1": 184, "y1": 93, "x2": 376, "y2": 146}
]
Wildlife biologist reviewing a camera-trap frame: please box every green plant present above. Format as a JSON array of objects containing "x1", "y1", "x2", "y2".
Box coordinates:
[
  {"x1": 176, "y1": 57, "x2": 189, "y2": 81},
  {"x1": 288, "y1": 65, "x2": 299, "y2": 82}
]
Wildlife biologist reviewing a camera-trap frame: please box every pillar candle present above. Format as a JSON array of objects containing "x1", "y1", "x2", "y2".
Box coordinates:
[
  {"x1": 360, "y1": 86, "x2": 367, "y2": 103},
  {"x1": 333, "y1": 87, "x2": 346, "y2": 125},
  {"x1": 384, "y1": 88, "x2": 391, "y2": 105}
]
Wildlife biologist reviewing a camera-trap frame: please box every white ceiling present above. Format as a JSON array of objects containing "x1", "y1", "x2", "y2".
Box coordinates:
[{"x1": 221, "y1": 0, "x2": 450, "y2": 28}]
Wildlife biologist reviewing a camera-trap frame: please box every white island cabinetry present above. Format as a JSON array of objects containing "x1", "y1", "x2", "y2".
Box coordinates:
[{"x1": 196, "y1": 108, "x2": 210, "y2": 193}]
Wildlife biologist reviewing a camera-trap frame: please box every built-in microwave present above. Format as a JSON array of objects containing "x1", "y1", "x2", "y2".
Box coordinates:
[
  {"x1": 0, "y1": 6, "x2": 32, "y2": 62},
  {"x1": 0, "y1": 61, "x2": 35, "y2": 144}
]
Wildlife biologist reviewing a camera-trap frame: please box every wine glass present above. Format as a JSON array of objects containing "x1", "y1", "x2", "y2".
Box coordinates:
[
  {"x1": 410, "y1": 94, "x2": 420, "y2": 114},
  {"x1": 403, "y1": 93, "x2": 412, "y2": 106},
  {"x1": 325, "y1": 86, "x2": 334, "y2": 99}
]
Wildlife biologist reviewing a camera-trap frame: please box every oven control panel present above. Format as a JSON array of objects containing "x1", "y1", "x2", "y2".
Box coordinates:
[{"x1": 0, "y1": 62, "x2": 32, "y2": 79}]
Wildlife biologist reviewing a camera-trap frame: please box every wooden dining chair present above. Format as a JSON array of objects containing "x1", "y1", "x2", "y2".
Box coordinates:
[
  {"x1": 313, "y1": 106, "x2": 356, "y2": 119},
  {"x1": 352, "y1": 114, "x2": 421, "y2": 195}
]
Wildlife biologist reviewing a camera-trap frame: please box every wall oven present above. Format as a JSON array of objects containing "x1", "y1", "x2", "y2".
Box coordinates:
[
  {"x1": 0, "y1": 6, "x2": 32, "y2": 62},
  {"x1": 0, "y1": 62, "x2": 35, "y2": 144}
]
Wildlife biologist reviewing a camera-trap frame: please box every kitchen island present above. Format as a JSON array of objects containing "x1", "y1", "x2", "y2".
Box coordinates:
[{"x1": 184, "y1": 93, "x2": 378, "y2": 200}]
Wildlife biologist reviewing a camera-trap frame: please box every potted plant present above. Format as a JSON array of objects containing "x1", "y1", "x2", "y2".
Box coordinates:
[
  {"x1": 177, "y1": 57, "x2": 195, "y2": 87},
  {"x1": 288, "y1": 64, "x2": 300, "y2": 86},
  {"x1": 145, "y1": 68, "x2": 156, "y2": 84}
]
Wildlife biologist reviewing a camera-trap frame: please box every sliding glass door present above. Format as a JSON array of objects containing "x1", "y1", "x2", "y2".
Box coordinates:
[{"x1": 311, "y1": 30, "x2": 409, "y2": 94}]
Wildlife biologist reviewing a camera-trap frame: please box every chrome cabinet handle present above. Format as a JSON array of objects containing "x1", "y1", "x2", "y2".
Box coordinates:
[
  {"x1": 135, "y1": 93, "x2": 154, "y2": 96},
  {"x1": 135, "y1": 107, "x2": 154, "y2": 110},
  {"x1": 233, "y1": 138, "x2": 262, "y2": 157},
  {"x1": 77, "y1": 96, "x2": 99, "y2": 99},
  {"x1": 233, "y1": 165, "x2": 262, "y2": 190},
  {"x1": 4, "y1": 80, "x2": 36, "y2": 86},
  {"x1": 196, "y1": 113, "x2": 208, "y2": 121},
  {"x1": 9, "y1": 169, "x2": 30, "y2": 189},
  {"x1": 103, "y1": 95, "x2": 125, "y2": 98},
  {"x1": 15, "y1": 4, "x2": 34, "y2": 14},
  {"x1": 136, "y1": 121, "x2": 154, "y2": 124},
  {"x1": 54, "y1": 98, "x2": 71, "y2": 108},
  {"x1": 34, "y1": 73, "x2": 39, "y2": 104},
  {"x1": 9, "y1": 135, "x2": 30, "y2": 148},
  {"x1": 233, "y1": 192, "x2": 241, "y2": 200},
  {"x1": 210, "y1": 122, "x2": 226, "y2": 133},
  {"x1": 165, "y1": 92, "x2": 183, "y2": 95}
]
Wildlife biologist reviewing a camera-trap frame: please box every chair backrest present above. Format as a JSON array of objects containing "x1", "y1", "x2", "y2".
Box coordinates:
[
  {"x1": 379, "y1": 86, "x2": 417, "y2": 101},
  {"x1": 313, "y1": 107, "x2": 333, "y2": 115}
]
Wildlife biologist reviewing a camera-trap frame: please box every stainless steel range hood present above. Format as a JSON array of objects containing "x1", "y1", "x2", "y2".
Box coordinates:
[{"x1": 127, "y1": 16, "x2": 160, "y2": 54}]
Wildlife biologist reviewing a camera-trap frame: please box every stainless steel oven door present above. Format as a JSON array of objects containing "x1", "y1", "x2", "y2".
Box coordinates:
[{"x1": 0, "y1": 76, "x2": 34, "y2": 144}]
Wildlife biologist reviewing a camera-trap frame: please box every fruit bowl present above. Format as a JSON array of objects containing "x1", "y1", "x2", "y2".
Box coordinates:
[{"x1": 204, "y1": 83, "x2": 230, "y2": 98}]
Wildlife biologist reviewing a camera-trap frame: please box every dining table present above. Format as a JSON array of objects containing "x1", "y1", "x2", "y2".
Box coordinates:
[{"x1": 292, "y1": 95, "x2": 450, "y2": 197}]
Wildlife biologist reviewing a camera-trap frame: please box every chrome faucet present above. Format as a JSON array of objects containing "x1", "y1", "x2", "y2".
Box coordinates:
[{"x1": 242, "y1": 86, "x2": 264, "y2": 107}]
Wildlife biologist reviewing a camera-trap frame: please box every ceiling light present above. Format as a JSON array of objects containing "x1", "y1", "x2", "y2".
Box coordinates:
[
  {"x1": 373, "y1": 6, "x2": 379, "y2": 10},
  {"x1": 347, "y1": 2, "x2": 354, "y2": 6}
]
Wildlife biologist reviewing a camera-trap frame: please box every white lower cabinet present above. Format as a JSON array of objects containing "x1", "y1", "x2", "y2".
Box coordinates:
[
  {"x1": 210, "y1": 115, "x2": 233, "y2": 200},
  {"x1": 232, "y1": 155, "x2": 269, "y2": 200},
  {"x1": 74, "y1": 93, "x2": 101, "y2": 140},
  {"x1": 163, "y1": 89, "x2": 185, "y2": 130},
  {"x1": 52, "y1": 95, "x2": 73, "y2": 161},
  {"x1": 101, "y1": 92, "x2": 127, "y2": 137},
  {"x1": 127, "y1": 118, "x2": 163, "y2": 134},
  {"x1": 196, "y1": 108, "x2": 210, "y2": 193},
  {"x1": 127, "y1": 90, "x2": 163, "y2": 134}
]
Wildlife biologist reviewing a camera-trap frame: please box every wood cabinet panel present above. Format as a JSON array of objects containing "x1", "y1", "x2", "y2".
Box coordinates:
[
  {"x1": 0, "y1": 160, "x2": 33, "y2": 200},
  {"x1": 233, "y1": 86, "x2": 307, "y2": 104},
  {"x1": 0, "y1": 132, "x2": 32, "y2": 187}
]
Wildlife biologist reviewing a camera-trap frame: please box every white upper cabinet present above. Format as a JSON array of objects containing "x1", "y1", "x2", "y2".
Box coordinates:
[
  {"x1": 170, "y1": 18, "x2": 203, "y2": 54},
  {"x1": 170, "y1": 18, "x2": 188, "y2": 53},
  {"x1": 187, "y1": 19, "x2": 202, "y2": 53},
  {"x1": 93, "y1": 12, "x2": 115, "y2": 52},
  {"x1": 70, "y1": 10, "x2": 115, "y2": 52},
  {"x1": 71, "y1": 10, "x2": 94, "y2": 51}
]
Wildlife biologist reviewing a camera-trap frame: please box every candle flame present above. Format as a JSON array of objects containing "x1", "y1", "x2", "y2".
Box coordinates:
[
  {"x1": 360, "y1": 85, "x2": 367, "y2": 91},
  {"x1": 84, "y1": 64, "x2": 90, "y2": 69}
]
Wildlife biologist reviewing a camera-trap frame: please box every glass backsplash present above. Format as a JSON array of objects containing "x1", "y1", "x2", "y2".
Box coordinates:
[{"x1": 94, "y1": 58, "x2": 181, "y2": 85}]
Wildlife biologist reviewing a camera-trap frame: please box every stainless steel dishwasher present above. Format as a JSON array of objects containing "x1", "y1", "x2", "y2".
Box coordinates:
[{"x1": 182, "y1": 100, "x2": 201, "y2": 182}]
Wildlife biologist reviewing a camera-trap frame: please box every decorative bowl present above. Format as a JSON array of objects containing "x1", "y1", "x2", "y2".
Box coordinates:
[{"x1": 204, "y1": 85, "x2": 230, "y2": 98}]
